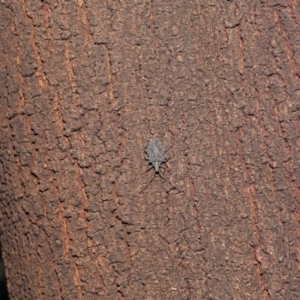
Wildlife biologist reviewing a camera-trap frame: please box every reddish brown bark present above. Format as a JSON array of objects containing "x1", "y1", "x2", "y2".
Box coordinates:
[{"x1": 1, "y1": 1, "x2": 300, "y2": 299}]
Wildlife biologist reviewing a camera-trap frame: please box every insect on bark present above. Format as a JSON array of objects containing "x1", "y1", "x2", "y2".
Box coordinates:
[{"x1": 145, "y1": 138, "x2": 166, "y2": 173}]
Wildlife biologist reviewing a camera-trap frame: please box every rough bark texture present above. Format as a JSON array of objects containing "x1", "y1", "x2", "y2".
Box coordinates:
[{"x1": 1, "y1": 0, "x2": 300, "y2": 299}]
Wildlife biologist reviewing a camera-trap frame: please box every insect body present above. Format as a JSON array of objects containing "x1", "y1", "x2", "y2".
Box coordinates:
[{"x1": 146, "y1": 138, "x2": 166, "y2": 173}]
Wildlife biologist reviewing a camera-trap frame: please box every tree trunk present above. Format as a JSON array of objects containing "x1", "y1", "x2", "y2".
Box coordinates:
[{"x1": 1, "y1": 1, "x2": 300, "y2": 299}]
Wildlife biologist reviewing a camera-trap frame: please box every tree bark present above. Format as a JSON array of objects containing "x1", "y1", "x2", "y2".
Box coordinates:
[{"x1": 1, "y1": 0, "x2": 300, "y2": 299}]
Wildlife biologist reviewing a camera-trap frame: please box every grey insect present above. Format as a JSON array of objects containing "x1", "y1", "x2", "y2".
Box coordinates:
[{"x1": 145, "y1": 138, "x2": 166, "y2": 173}]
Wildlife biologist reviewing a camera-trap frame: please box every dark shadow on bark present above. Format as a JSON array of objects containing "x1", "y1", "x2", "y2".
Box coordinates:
[{"x1": 0, "y1": 245, "x2": 9, "y2": 300}]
